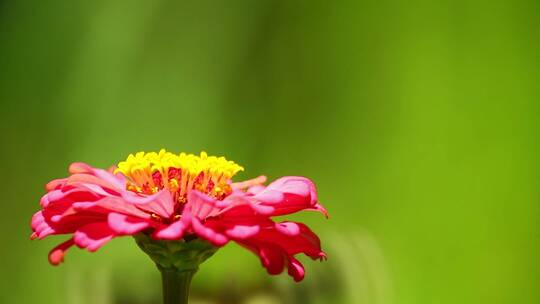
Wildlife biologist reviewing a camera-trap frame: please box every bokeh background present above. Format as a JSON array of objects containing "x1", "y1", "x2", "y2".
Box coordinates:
[{"x1": 1, "y1": 1, "x2": 538, "y2": 303}]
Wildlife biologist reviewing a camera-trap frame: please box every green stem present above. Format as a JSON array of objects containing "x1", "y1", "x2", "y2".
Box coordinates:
[{"x1": 160, "y1": 267, "x2": 196, "y2": 304}]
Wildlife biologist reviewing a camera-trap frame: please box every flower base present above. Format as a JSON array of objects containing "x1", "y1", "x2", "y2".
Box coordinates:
[{"x1": 134, "y1": 233, "x2": 218, "y2": 304}]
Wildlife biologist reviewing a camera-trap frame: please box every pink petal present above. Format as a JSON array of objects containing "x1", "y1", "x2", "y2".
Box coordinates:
[
  {"x1": 69, "y1": 162, "x2": 125, "y2": 190},
  {"x1": 187, "y1": 191, "x2": 221, "y2": 219},
  {"x1": 122, "y1": 190, "x2": 175, "y2": 219},
  {"x1": 73, "y1": 196, "x2": 150, "y2": 219},
  {"x1": 225, "y1": 225, "x2": 260, "y2": 239},
  {"x1": 45, "y1": 178, "x2": 67, "y2": 191},
  {"x1": 153, "y1": 219, "x2": 188, "y2": 240},
  {"x1": 190, "y1": 214, "x2": 228, "y2": 246},
  {"x1": 74, "y1": 222, "x2": 115, "y2": 252},
  {"x1": 40, "y1": 188, "x2": 99, "y2": 208},
  {"x1": 108, "y1": 213, "x2": 151, "y2": 235},
  {"x1": 247, "y1": 185, "x2": 266, "y2": 195},
  {"x1": 216, "y1": 194, "x2": 275, "y2": 217},
  {"x1": 275, "y1": 222, "x2": 300, "y2": 236},
  {"x1": 64, "y1": 173, "x2": 121, "y2": 194},
  {"x1": 90, "y1": 167, "x2": 126, "y2": 190}
]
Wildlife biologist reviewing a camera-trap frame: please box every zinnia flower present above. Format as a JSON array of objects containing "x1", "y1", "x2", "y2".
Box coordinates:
[{"x1": 31, "y1": 150, "x2": 327, "y2": 282}]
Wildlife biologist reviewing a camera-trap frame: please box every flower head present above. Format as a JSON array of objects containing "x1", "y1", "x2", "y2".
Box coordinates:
[{"x1": 31, "y1": 150, "x2": 327, "y2": 281}]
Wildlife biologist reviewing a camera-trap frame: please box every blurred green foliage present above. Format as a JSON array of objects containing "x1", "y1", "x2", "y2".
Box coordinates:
[{"x1": 0, "y1": 0, "x2": 538, "y2": 303}]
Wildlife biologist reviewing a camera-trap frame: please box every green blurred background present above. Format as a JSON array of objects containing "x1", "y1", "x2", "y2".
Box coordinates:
[{"x1": 0, "y1": 1, "x2": 538, "y2": 303}]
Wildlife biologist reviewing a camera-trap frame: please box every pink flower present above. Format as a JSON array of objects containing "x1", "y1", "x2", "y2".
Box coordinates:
[{"x1": 31, "y1": 150, "x2": 327, "y2": 281}]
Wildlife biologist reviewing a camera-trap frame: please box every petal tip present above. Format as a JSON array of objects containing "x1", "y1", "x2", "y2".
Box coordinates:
[
  {"x1": 48, "y1": 239, "x2": 75, "y2": 266},
  {"x1": 48, "y1": 250, "x2": 65, "y2": 266}
]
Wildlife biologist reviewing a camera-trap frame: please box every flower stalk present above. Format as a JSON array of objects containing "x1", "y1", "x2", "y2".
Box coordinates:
[{"x1": 159, "y1": 267, "x2": 195, "y2": 304}]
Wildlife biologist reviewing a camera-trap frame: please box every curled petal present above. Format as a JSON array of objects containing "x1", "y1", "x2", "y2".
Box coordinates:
[
  {"x1": 254, "y1": 176, "x2": 311, "y2": 201},
  {"x1": 252, "y1": 176, "x2": 325, "y2": 217},
  {"x1": 260, "y1": 223, "x2": 325, "y2": 258},
  {"x1": 48, "y1": 238, "x2": 75, "y2": 266},
  {"x1": 233, "y1": 221, "x2": 325, "y2": 281},
  {"x1": 259, "y1": 244, "x2": 286, "y2": 275},
  {"x1": 288, "y1": 257, "x2": 305, "y2": 282},
  {"x1": 239, "y1": 241, "x2": 308, "y2": 281},
  {"x1": 271, "y1": 222, "x2": 325, "y2": 259},
  {"x1": 31, "y1": 211, "x2": 55, "y2": 239}
]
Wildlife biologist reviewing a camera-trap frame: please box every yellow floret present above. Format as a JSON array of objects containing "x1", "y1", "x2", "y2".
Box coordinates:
[{"x1": 115, "y1": 149, "x2": 244, "y2": 182}]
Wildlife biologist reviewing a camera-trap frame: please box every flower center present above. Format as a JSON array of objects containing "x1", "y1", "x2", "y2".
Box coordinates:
[{"x1": 115, "y1": 150, "x2": 243, "y2": 203}]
